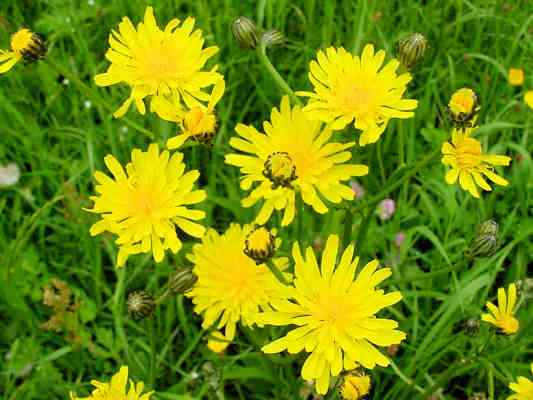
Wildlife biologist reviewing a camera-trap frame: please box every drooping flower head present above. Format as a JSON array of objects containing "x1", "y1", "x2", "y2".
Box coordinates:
[
  {"x1": 95, "y1": 7, "x2": 222, "y2": 119},
  {"x1": 186, "y1": 224, "x2": 290, "y2": 341},
  {"x1": 508, "y1": 68, "x2": 524, "y2": 86},
  {"x1": 507, "y1": 363, "x2": 533, "y2": 400},
  {"x1": 70, "y1": 366, "x2": 153, "y2": 400},
  {"x1": 225, "y1": 96, "x2": 369, "y2": 226},
  {"x1": 441, "y1": 127, "x2": 511, "y2": 198},
  {"x1": 85, "y1": 144, "x2": 206, "y2": 267},
  {"x1": 260, "y1": 235, "x2": 405, "y2": 395},
  {"x1": 0, "y1": 28, "x2": 46, "y2": 74},
  {"x1": 166, "y1": 79, "x2": 225, "y2": 149},
  {"x1": 297, "y1": 45, "x2": 418, "y2": 146},
  {"x1": 448, "y1": 88, "x2": 480, "y2": 130},
  {"x1": 481, "y1": 283, "x2": 519, "y2": 335},
  {"x1": 340, "y1": 372, "x2": 371, "y2": 400}
]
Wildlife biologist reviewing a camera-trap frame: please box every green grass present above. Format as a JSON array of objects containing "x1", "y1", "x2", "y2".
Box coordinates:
[{"x1": 0, "y1": 0, "x2": 532, "y2": 399}]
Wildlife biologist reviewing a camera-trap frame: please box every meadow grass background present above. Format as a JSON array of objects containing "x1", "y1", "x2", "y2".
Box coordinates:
[{"x1": 0, "y1": 0, "x2": 532, "y2": 399}]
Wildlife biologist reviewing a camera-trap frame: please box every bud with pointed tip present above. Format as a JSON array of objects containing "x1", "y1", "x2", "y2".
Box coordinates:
[
  {"x1": 397, "y1": 33, "x2": 427, "y2": 69},
  {"x1": 465, "y1": 220, "x2": 499, "y2": 259},
  {"x1": 232, "y1": 16, "x2": 259, "y2": 50},
  {"x1": 168, "y1": 267, "x2": 198, "y2": 294}
]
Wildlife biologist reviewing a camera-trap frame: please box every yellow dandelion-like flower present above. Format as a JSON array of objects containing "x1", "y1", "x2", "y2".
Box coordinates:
[
  {"x1": 0, "y1": 28, "x2": 46, "y2": 74},
  {"x1": 340, "y1": 373, "x2": 371, "y2": 400},
  {"x1": 186, "y1": 223, "x2": 290, "y2": 341},
  {"x1": 508, "y1": 68, "x2": 524, "y2": 86},
  {"x1": 95, "y1": 6, "x2": 222, "y2": 119},
  {"x1": 69, "y1": 366, "x2": 153, "y2": 400},
  {"x1": 207, "y1": 331, "x2": 231, "y2": 354},
  {"x1": 85, "y1": 144, "x2": 206, "y2": 267},
  {"x1": 166, "y1": 79, "x2": 225, "y2": 149},
  {"x1": 260, "y1": 235, "x2": 406, "y2": 395},
  {"x1": 524, "y1": 91, "x2": 533, "y2": 110},
  {"x1": 507, "y1": 363, "x2": 533, "y2": 400},
  {"x1": 297, "y1": 44, "x2": 418, "y2": 146},
  {"x1": 481, "y1": 283, "x2": 519, "y2": 335},
  {"x1": 441, "y1": 127, "x2": 511, "y2": 198},
  {"x1": 225, "y1": 96, "x2": 369, "y2": 226}
]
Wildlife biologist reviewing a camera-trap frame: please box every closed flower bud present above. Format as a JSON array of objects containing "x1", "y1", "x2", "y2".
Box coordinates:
[
  {"x1": 168, "y1": 267, "x2": 198, "y2": 294},
  {"x1": 260, "y1": 30, "x2": 284, "y2": 48},
  {"x1": 465, "y1": 220, "x2": 499, "y2": 259},
  {"x1": 397, "y1": 33, "x2": 427, "y2": 69},
  {"x1": 448, "y1": 88, "x2": 480, "y2": 130},
  {"x1": 232, "y1": 16, "x2": 259, "y2": 50},
  {"x1": 127, "y1": 291, "x2": 155, "y2": 320}
]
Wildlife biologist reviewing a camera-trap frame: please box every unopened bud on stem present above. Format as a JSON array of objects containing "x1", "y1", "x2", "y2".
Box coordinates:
[
  {"x1": 465, "y1": 220, "x2": 499, "y2": 259},
  {"x1": 232, "y1": 16, "x2": 259, "y2": 49},
  {"x1": 397, "y1": 32, "x2": 427, "y2": 69}
]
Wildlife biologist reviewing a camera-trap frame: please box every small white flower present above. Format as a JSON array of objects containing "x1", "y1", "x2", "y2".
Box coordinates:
[
  {"x1": 84, "y1": 100, "x2": 92, "y2": 109},
  {"x1": 62, "y1": 78, "x2": 70, "y2": 86},
  {"x1": 0, "y1": 163, "x2": 20, "y2": 187}
]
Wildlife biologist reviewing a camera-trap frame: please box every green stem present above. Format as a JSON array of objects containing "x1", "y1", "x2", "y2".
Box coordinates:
[
  {"x1": 342, "y1": 207, "x2": 354, "y2": 247},
  {"x1": 389, "y1": 262, "x2": 465, "y2": 285},
  {"x1": 390, "y1": 360, "x2": 425, "y2": 394},
  {"x1": 256, "y1": 42, "x2": 301, "y2": 105},
  {"x1": 266, "y1": 260, "x2": 290, "y2": 285},
  {"x1": 148, "y1": 317, "x2": 157, "y2": 387},
  {"x1": 45, "y1": 59, "x2": 154, "y2": 139},
  {"x1": 113, "y1": 267, "x2": 129, "y2": 364}
]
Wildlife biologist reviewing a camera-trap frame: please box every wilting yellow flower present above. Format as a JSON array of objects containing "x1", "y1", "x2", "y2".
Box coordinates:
[
  {"x1": 95, "y1": 6, "x2": 222, "y2": 119},
  {"x1": 507, "y1": 363, "x2": 533, "y2": 400},
  {"x1": 0, "y1": 28, "x2": 46, "y2": 74},
  {"x1": 508, "y1": 68, "x2": 524, "y2": 86},
  {"x1": 85, "y1": 144, "x2": 206, "y2": 267},
  {"x1": 441, "y1": 127, "x2": 511, "y2": 198},
  {"x1": 225, "y1": 96, "x2": 368, "y2": 226},
  {"x1": 186, "y1": 224, "x2": 290, "y2": 341},
  {"x1": 70, "y1": 366, "x2": 153, "y2": 400},
  {"x1": 482, "y1": 283, "x2": 519, "y2": 335},
  {"x1": 167, "y1": 79, "x2": 225, "y2": 149},
  {"x1": 297, "y1": 45, "x2": 418, "y2": 146},
  {"x1": 448, "y1": 88, "x2": 479, "y2": 129},
  {"x1": 207, "y1": 331, "x2": 230, "y2": 353},
  {"x1": 524, "y1": 91, "x2": 533, "y2": 110},
  {"x1": 340, "y1": 373, "x2": 371, "y2": 400},
  {"x1": 260, "y1": 235, "x2": 405, "y2": 395}
]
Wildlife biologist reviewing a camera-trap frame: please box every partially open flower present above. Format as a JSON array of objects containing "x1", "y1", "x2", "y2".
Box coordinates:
[
  {"x1": 448, "y1": 88, "x2": 480, "y2": 130},
  {"x1": 481, "y1": 284, "x2": 519, "y2": 335},
  {"x1": 508, "y1": 68, "x2": 524, "y2": 86},
  {"x1": 244, "y1": 226, "x2": 279, "y2": 264},
  {"x1": 340, "y1": 372, "x2": 371, "y2": 400},
  {"x1": 0, "y1": 28, "x2": 46, "y2": 74}
]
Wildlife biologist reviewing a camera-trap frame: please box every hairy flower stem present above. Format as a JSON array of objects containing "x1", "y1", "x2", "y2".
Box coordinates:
[
  {"x1": 45, "y1": 58, "x2": 154, "y2": 139},
  {"x1": 113, "y1": 267, "x2": 130, "y2": 363},
  {"x1": 266, "y1": 260, "x2": 290, "y2": 286},
  {"x1": 148, "y1": 317, "x2": 157, "y2": 387},
  {"x1": 255, "y1": 42, "x2": 301, "y2": 105}
]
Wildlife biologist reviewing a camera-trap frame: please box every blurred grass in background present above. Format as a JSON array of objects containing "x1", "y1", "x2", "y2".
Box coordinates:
[{"x1": 0, "y1": 0, "x2": 532, "y2": 399}]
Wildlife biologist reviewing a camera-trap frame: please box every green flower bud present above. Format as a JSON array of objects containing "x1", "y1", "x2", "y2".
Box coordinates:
[
  {"x1": 168, "y1": 267, "x2": 198, "y2": 294},
  {"x1": 232, "y1": 16, "x2": 259, "y2": 50},
  {"x1": 397, "y1": 33, "x2": 427, "y2": 69},
  {"x1": 260, "y1": 30, "x2": 284, "y2": 48},
  {"x1": 465, "y1": 220, "x2": 499, "y2": 259},
  {"x1": 127, "y1": 291, "x2": 155, "y2": 320}
]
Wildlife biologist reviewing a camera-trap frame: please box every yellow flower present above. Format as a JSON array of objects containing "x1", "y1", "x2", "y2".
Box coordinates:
[
  {"x1": 441, "y1": 127, "x2": 511, "y2": 198},
  {"x1": 225, "y1": 96, "x2": 369, "y2": 226},
  {"x1": 507, "y1": 363, "x2": 533, "y2": 400},
  {"x1": 186, "y1": 224, "x2": 290, "y2": 341},
  {"x1": 0, "y1": 28, "x2": 46, "y2": 74},
  {"x1": 524, "y1": 91, "x2": 533, "y2": 110},
  {"x1": 167, "y1": 79, "x2": 225, "y2": 149},
  {"x1": 448, "y1": 88, "x2": 480, "y2": 129},
  {"x1": 260, "y1": 235, "x2": 405, "y2": 395},
  {"x1": 85, "y1": 144, "x2": 206, "y2": 267},
  {"x1": 70, "y1": 366, "x2": 153, "y2": 400},
  {"x1": 481, "y1": 283, "x2": 519, "y2": 335},
  {"x1": 95, "y1": 7, "x2": 222, "y2": 119},
  {"x1": 508, "y1": 68, "x2": 524, "y2": 86},
  {"x1": 340, "y1": 373, "x2": 371, "y2": 400},
  {"x1": 244, "y1": 225, "x2": 279, "y2": 264},
  {"x1": 207, "y1": 331, "x2": 230, "y2": 353},
  {"x1": 297, "y1": 45, "x2": 418, "y2": 146}
]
